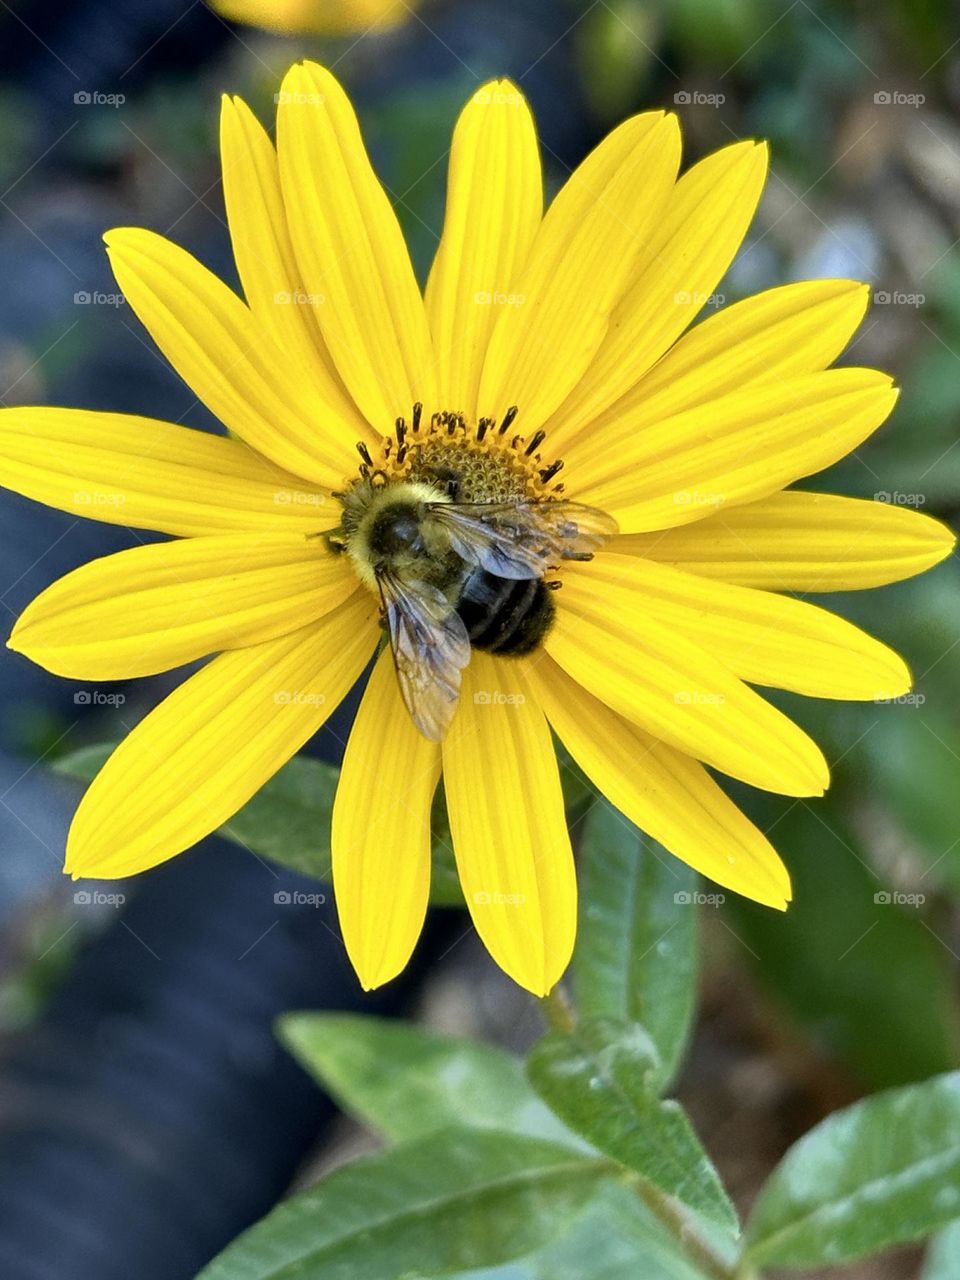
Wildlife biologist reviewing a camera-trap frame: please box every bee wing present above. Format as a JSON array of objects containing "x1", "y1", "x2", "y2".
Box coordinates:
[
  {"x1": 428, "y1": 500, "x2": 618, "y2": 578},
  {"x1": 377, "y1": 566, "x2": 471, "y2": 742}
]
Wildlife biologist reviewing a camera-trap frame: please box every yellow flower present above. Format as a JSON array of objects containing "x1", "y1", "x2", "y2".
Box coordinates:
[
  {"x1": 3, "y1": 63, "x2": 953, "y2": 996},
  {"x1": 208, "y1": 0, "x2": 413, "y2": 36}
]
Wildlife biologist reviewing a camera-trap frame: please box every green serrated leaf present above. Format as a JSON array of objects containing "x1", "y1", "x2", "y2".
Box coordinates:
[
  {"x1": 197, "y1": 1129, "x2": 613, "y2": 1280},
  {"x1": 745, "y1": 1070, "x2": 960, "y2": 1268},
  {"x1": 527, "y1": 1018, "x2": 737, "y2": 1232},
  {"x1": 279, "y1": 1012, "x2": 584, "y2": 1149},
  {"x1": 575, "y1": 800, "x2": 698, "y2": 1089}
]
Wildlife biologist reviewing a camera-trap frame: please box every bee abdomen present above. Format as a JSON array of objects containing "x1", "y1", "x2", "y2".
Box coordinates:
[{"x1": 456, "y1": 569, "x2": 555, "y2": 656}]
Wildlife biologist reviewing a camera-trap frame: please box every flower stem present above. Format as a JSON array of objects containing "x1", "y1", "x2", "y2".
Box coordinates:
[
  {"x1": 625, "y1": 1174, "x2": 745, "y2": 1280},
  {"x1": 540, "y1": 983, "x2": 577, "y2": 1034}
]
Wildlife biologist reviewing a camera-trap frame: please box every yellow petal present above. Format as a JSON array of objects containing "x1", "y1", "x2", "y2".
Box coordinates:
[
  {"x1": 616, "y1": 491, "x2": 956, "y2": 591},
  {"x1": 442, "y1": 651, "x2": 575, "y2": 995},
  {"x1": 425, "y1": 80, "x2": 542, "y2": 420},
  {"x1": 220, "y1": 93, "x2": 370, "y2": 440},
  {"x1": 548, "y1": 140, "x2": 768, "y2": 446},
  {"x1": 583, "y1": 552, "x2": 910, "y2": 701},
  {"x1": 565, "y1": 279, "x2": 869, "y2": 460},
  {"x1": 332, "y1": 649, "x2": 439, "y2": 989},
  {"x1": 106, "y1": 227, "x2": 360, "y2": 487},
  {"x1": 478, "y1": 110, "x2": 681, "y2": 432},
  {"x1": 66, "y1": 591, "x2": 378, "y2": 879},
  {"x1": 277, "y1": 61, "x2": 436, "y2": 428},
  {"x1": 525, "y1": 655, "x2": 790, "y2": 908},
  {"x1": 211, "y1": 0, "x2": 412, "y2": 36},
  {"x1": 546, "y1": 565, "x2": 828, "y2": 797},
  {"x1": 0, "y1": 407, "x2": 331, "y2": 536},
  {"x1": 569, "y1": 368, "x2": 898, "y2": 533},
  {"x1": 10, "y1": 533, "x2": 356, "y2": 680}
]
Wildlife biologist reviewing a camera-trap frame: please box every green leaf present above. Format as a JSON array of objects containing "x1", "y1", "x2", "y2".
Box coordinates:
[
  {"x1": 527, "y1": 1018, "x2": 737, "y2": 1232},
  {"x1": 574, "y1": 800, "x2": 698, "y2": 1089},
  {"x1": 744, "y1": 1070, "x2": 960, "y2": 1268},
  {"x1": 491, "y1": 1183, "x2": 718, "y2": 1280},
  {"x1": 724, "y1": 796, "x2": 959, "y2": 1089},
  {"x1": 924, "y1": 1219, "x2": 960, "y2": 1277},
  {"x1": 197, "y1": 1129, "x2": 614, "y2": 1280},
  {"x1": 279, "y1": 1012, "x2": 583, "y2": 1149}
]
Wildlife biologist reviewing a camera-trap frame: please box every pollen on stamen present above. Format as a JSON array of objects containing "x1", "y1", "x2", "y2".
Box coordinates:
[{"x1": 347, "y1": 403, "x2": 567, "y2": 505}]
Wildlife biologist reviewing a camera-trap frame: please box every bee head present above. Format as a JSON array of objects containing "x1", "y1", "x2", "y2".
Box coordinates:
[{"x1": 368, "y1": 501, "x2": 427, "y2": 558}]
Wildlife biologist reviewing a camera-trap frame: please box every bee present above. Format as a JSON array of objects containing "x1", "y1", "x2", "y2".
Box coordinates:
[{"x1": 330, "y1": 469, "x2": 617, "y2": 741}]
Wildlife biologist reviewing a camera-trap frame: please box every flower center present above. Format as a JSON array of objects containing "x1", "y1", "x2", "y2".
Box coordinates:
[{"x1": 343, "y1": 403, "x2": 565, "y2": 505}]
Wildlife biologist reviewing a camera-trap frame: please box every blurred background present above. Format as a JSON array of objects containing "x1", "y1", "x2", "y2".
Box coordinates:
[{"x1": 1, "y1": 1, "x2": 959, "y2": 1277}]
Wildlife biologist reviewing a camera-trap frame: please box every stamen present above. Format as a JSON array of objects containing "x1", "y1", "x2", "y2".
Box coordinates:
[{"x1": 342, "y1": 403, "x2": 567, "y2": 505}]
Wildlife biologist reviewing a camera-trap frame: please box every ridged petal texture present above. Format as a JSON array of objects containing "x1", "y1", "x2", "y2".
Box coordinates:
[
  {"x1": 333, "y1": 649, "x2": 440, "y2": 989},
  {"x1": 66, "y1": 592, "x2": 378, "y2": 879},
  {"x1": 277, "y1": 61, "x2": 437, "y2": 427},
  {"x1": 442, "y1": 653, "x2": 576, "y2": 995},
  {"x1": 10, "y1": 534, "x2": 356, "y2": 679},
  {"x1": 426, "y1": 79, "x2": 542, "y2": 420}
]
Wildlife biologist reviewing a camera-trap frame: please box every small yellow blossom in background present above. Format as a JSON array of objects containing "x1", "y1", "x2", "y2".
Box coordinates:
[
  {"x1": 1, "y1": 63, "x2": 953, "y2": 997},
  {"x1": 208, "y1": 0, "x2": 415, "y2": 36}
]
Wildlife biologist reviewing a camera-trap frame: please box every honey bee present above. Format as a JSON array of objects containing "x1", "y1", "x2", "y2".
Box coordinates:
[{"x1": 330, "y1": 465, "x2": 617, "y2": 741}]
